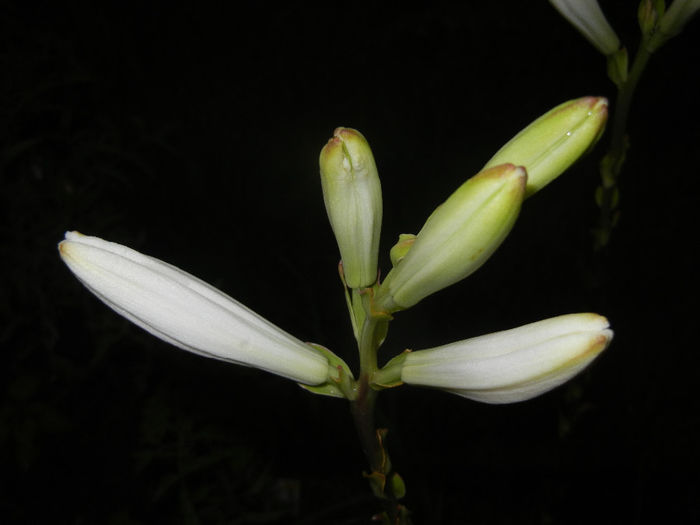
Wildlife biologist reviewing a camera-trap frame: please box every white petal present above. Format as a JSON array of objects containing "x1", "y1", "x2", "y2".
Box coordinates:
[
  {"x1": 549, "y1": 0, "x2": 620, "y2": 55},
  {"x1": 401, "y1": 313, "x2": 612, "y2": 404},
  {"x1": 59, "y1": 231, "x2": 330, "y2": 385}
]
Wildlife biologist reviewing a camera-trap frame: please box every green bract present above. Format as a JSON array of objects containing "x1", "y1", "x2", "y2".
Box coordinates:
[
  {"x1": 484, "y1": 96, "x2": 608, "y2": 197},
  {"x1": 374, "y1": 164, "x2": 526, "y2": 312},
  {"x1": 319, "y1": 127, "x2": 382, "y2": 289}
]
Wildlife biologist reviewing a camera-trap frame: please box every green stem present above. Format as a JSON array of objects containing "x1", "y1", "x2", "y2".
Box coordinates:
[
  {"x1": 596, "y1": 44, "x2": 652, "y2": 249},
  {"x1": 348, "y1": 291, "x2": 409, "y2": 523}
]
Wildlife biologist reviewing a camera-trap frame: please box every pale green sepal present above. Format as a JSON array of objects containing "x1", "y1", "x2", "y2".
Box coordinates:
[
  {"x1": 390, "y1": 472, "x2": 406, "y2": 499},
  {"x1": 297, "y1": 381, "x2": 346, "y2": 398},
  {"x1": 298, "y1": 343, "x2": 356, "y2": 399},
  {"x1": 371, "y1": 350, "x2": 411, "y2": 390},
  {"x1": 389, "y1": 234, "x2": 416, "y2": 267},
  {"x1": 320, "y1": 127, "x2": 382, "y2": 289},
  {"x1": 351, "y1": 288, "x2": 367, "y2": 343},
  {"x1": 484, "y1": 97, "x2": 608, "y2": 197},
  {"x1": 339, "y1": 261, "x2": 361, "y2": 341},
  {"x1": 372, "y1": 350, "x2": 410, "y2": 389},
  {"x1": 606, "y1": 47, "x2": 628, "y2": 87}
]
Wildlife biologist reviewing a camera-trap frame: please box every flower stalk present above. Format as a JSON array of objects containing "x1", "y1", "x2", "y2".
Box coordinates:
[{"x1": 59, "y1": 109, "x2": 614, "y2": 523}]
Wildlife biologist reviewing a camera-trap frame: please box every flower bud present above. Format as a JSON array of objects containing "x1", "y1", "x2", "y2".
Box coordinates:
[
  {"x1": 549, "y1": 0, "x2": 620, "y2": 55},
  {"x1": 319, "y1": 127, "x2": 382, "y2": 289},
  {"x1": 638, "y1": 0, "x2": 664, "y2": 38},
  {"x1": 58, "y1": 231, "x2": 333, "y2": 385},
  {"x1": 375, "y1": 164, "x2": 526, "y2": 311},
  {"x1": 651, "y1": 0, "x2": 700, "y2": 51},
  {"x1": 401, "y1": 313, "x2": 613, "y2": 404},
  {"x1": 483, "y1": 96, "x2": 608, "y2": 197}
]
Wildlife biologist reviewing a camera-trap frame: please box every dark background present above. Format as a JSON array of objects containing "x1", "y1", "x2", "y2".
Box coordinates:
[{"x1": 2, "y1": 1, "x2": 699, "y2": 523}]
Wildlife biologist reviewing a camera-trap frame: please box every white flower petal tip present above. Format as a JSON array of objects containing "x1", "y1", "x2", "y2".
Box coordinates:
[
  {"x1": 58, "y1": 231, "x2": 332, "y2": 385},
  {"x1": 549, "y1": 0, "x2": 621, "y2": 55},
  {"x1": 400, "y1": 313, "x2": 613, "y2": 404}
]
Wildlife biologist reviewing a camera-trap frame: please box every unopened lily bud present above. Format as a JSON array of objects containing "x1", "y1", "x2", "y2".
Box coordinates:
[
  {"x1": 483, "y1": 96, "x2": 608, "y2": 197},
  {"x1": 375, "y1": 164, "x2": 526, "y2": 312},
  {"x1": 320, "y1": 127, "x2": 382, "y2": 289},
  {"x1": 651, "y1": 0, "x2": 700, "y2": 51},
  {"x1": 549, "y1": 0, "x2": 620, "y2": 55},
  {"x1": 401, "y1": 313, "x2": 613, "y2": 404},
  {"x1": 58, "y1": 232, "x2": 334, "y2": 386},
  {"x1": 638, "y1": 0, "x2": 664, "y2": 38}
]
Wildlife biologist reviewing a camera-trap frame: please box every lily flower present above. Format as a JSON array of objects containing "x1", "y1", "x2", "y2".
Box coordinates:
[
  {"x1": 400, "y1": 313, "x2": 612, "y2": 404},
  {"x1": 549, "y1": 0, "x2": 621, "y2": 55},
  {"x1": 58, "y1": 231, "x2": 334, "y2": 385},
  {"x1": 320, "y1": 127, "x2": 382, "y2": 289}
]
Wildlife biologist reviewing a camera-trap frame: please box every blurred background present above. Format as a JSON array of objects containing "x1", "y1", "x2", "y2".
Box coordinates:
[{"x1": 2, "y1": 1, "x2": 699, "y2": 523}]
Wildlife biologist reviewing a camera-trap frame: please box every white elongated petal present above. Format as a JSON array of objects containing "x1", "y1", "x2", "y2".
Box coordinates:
[
  {"x1": 58, "y1": 231, "x2": 331, "y2": 385},
  {"x1": 550, "y1": 0, "x2": 620, "y2": 55},
  {"x1": 401, "y1": 313, "x2": 612, "y2": 404},
  {"x1": 659, "y1": 0, "x2": 700, "y2": 38}
]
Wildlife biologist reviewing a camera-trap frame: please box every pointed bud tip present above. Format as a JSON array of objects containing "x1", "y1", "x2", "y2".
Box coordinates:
[
  {"x1": 583, "y1": 96, "x2": 609, "y2": 117},
  {"x1": 478, "y1": 162, "x2": 527, "y2": 179},
  {"x1": 554, "y1": 96, "x2": 608, "y2": 118},
  {"x1": 333, "y1": 127, "x2": 364, "y2": 140},
  {"x1": 58, "y1": 231, "x2": 77, "y2": 255},
  {"x1": 477, "y1": 163, "x2": 528, "y2": 194}
]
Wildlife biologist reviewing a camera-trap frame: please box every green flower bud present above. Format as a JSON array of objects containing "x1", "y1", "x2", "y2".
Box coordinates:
[
  {"x1": 319, "y1": 127, "x2": 382, "y2": 289},
  {"x1": 638, "y1": 0, "x2": 664, "y2": 38},
  {"x1": 375, "y1": 164, "x2": 526, "y2": 311},
  {"x1": 483, "y1": 96, "x2": 608, "y2": 197}
]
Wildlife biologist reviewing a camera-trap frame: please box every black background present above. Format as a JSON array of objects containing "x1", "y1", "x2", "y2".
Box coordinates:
[{"x1": 2, "y1": 1, "x2": 699, "y2": 523}]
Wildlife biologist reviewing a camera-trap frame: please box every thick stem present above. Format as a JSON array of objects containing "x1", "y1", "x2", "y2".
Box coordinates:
[
  {"x1": 350, "y1": 383, "x2": 381, "y2": 473},
  {"x1": 348, "y1": 292, "x2": 409, "y2": 523}
]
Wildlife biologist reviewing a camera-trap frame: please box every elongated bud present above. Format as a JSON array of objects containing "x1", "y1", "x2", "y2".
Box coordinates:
[
  {"x1": 401, "y1": 313, "x2": 613, "y2": 404},
  {"x1": 319, "y1": 127, "x2": 382, "y2": 289},
  {"x1": 638, "y1": 0, "x2": 664, "y2": 38},
  {"x1": 483, "y1": 96, "x2": 608, "y2": 197},
  {"x1": 58, "y1": 231, "x2": 336, "y2": 386},
  {"x1": 549, "y1": 0, "x2": 621, "y2": 55},
  {"x1": 375, "y1": 164, "x2": 526, "y2": 311},
  {"x1": 650, "y1": 0, "x2": 700, "y2": 51}
]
